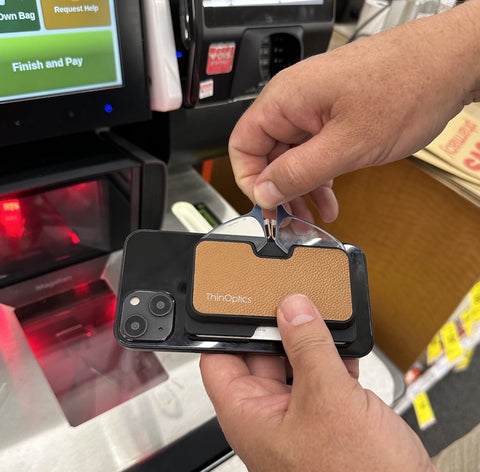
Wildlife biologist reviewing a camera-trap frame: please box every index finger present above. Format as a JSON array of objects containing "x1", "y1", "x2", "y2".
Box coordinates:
[{"x1": 200, "y1": 353, "x2": 249, "y2": 407}]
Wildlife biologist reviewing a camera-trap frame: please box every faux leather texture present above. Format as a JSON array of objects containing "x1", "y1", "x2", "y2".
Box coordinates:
[{"x1": 193, "y1": 240, "x2": 352, "y2": 321}]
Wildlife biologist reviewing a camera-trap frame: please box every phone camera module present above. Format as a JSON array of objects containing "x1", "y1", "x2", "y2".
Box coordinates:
[
  {"x1": 124, "y1": 314, "x2": 148, "y2": 338},
  {"x1": 149, "y1": 292, "x2": 174, "y2": 317}
]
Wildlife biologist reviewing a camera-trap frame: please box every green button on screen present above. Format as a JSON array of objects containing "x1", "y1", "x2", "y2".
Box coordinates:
[{"x1": 0, "y1": 30, "x2": 118, "y2": 99}]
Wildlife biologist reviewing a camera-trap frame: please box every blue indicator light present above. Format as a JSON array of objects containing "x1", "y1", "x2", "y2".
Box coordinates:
[
  {"x1": 176, "y1": 51, "x2": 183, "y2": 58},
  {"x1": 104, "y1": 103, "x2": 113, "y2": 113}
]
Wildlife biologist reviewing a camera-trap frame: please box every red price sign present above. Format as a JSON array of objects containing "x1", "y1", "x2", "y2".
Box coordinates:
[{"x1": 206, "y1": 43, "x2": 235, "y2": 76}]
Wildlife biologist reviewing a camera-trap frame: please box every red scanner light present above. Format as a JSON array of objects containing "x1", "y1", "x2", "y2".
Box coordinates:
[
  {"x1": 0, "y1": 199, "x2": 25, "y2": 239},
  {"x1": 68, "y1": 230, "x2": 80, "y2": 245}
]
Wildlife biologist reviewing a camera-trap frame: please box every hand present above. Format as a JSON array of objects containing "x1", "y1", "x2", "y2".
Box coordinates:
[
  {"x1": 228, "y1": 1, "x2": 480, "y2": 221},
  {"x1": 200, "y1": 294, "x2": 439, "y2": 472}
]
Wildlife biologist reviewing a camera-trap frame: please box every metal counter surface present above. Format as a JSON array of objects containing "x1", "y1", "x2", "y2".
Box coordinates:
[{"x1": 0, "y1": 167, "x2": 238, "y2": 471}]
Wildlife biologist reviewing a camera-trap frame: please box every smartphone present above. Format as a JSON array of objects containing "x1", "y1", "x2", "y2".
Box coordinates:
[{"x1": 114, "y1": 230, "x2": 374, "y2": 357}]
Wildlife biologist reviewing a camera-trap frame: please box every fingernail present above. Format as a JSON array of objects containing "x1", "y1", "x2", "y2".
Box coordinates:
[
  {"x1": 254, "y1": 180, "x2": 285, "y2": 209},
  {"x1": 318, "y1": 187, "x2": 339, "y2": 223},
  {"x1": 278, "y1": 294, "x2": 317, "y2": 326}
]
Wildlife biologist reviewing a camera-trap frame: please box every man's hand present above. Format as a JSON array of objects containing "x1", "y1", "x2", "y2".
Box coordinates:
[
  {"x1": 200, "y1": 294, "x2": 439, "y2": 471},
  {"x1": 228, "y1": 1, "x2": 480, "y2": 220}
]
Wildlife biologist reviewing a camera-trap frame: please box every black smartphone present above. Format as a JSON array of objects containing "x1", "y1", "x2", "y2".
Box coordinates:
[{"x1": 114, "y1": 230, "x2": 374, "y2": 357}]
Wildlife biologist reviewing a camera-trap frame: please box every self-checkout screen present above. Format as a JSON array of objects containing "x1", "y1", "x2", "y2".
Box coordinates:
[{"x1": 0, "y1": 0, "x2": 122, "y2": 103}]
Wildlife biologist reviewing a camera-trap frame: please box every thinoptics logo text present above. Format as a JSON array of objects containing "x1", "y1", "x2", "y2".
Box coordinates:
[{"x1": 206, "y1": 293, "x2": 252, "y2": 304}]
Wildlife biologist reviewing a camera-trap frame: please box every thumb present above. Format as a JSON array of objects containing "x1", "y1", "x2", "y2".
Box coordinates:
[{"x1": 277, "y1": 294, "x2": 352, "y2": 392}]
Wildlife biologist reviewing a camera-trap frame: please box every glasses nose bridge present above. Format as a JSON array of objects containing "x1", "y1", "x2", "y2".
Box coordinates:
[
  {"x1": 249, "y1": 205, "x2": 281, "y2": 244},
  {"x1": 264, "y1": 218, "x2": 276, "y2": 241}
]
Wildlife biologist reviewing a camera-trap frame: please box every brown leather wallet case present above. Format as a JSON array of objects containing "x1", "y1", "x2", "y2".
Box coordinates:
[{"x1": 192, "y1": 239, "x2": 352, "y2": 322}]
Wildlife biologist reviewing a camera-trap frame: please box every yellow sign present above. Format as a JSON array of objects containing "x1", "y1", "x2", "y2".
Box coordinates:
[
  {"x1": 440, "y1": 322, "x2": 464, "y2": 364},
  {"x1": 413, "y1": 391, "x2": 436, "y2": 430},
  {"x1": 461, "y1": 308, "x2": 474, "y2": 336},
  {"x1": 426, "y1": 333, "x2": 443, "y2": 364},
  {"x1": 454, "y1": 348, "x2": 474, "y2": 372},
  {"x1": 471, "y1": 281, "x2": 480, "y2": 308}
]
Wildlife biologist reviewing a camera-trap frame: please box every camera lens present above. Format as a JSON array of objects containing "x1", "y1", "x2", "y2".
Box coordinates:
[
  {"x1": 149, "y1": 292, "x2": 174, "y2": 317},
  {"x1": 124, "y1": 315, "x2": 148, "y2": 338}
]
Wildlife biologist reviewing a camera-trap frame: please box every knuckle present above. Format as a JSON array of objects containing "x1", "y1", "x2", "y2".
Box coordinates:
[
  {"x1": 287, "y1": 329, "x2": 332, "y2": 362},
  {"x1": 278, "y1": 151, "x2": 313, "y2": 194}
]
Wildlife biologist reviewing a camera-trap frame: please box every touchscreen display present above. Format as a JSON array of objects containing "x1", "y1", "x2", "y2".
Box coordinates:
[
  {"x1": 0, "y1": 0, "x2": 122, "y2": 103},
  {"x1": 203, "y1": 0, "x2": 325, "y2": 6}
]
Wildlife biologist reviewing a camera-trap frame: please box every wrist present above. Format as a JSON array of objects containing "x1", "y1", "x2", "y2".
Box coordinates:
[
  {"x1": 433, "y1": 0, "x2": 480, "y2": 104},
  {"x1": 463, "y1": 0, "x2": 480, "y2": 101},
  {"x1": 378, "y1": 0, "x2": 480, "y2": 115}
]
